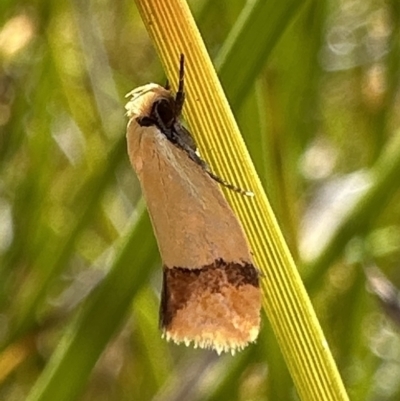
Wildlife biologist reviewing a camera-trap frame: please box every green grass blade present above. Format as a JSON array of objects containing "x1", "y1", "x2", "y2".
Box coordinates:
[
  {"x1": 25, "y1": 208, "x2": 157, "y2": 401},
  {"x1": 216, "y1": 0, "x2": 306, "y2": 109}
]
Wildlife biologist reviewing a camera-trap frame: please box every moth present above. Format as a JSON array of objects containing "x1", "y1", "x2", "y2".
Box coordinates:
[{"x1": 125, "y1": 55, "x2": 261, "y2": 354}]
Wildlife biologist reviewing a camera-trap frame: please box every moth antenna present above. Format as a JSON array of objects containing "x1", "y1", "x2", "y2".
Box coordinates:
[
  {"x1": 164, "y1": 79, "x2": 170, "y2": 90},
  {"x1": 178, "y1": 54, "x2": 185, "y2": 93},
  {"x1": 175, "y1": 54, "x2": 185, "y2": 116},
  {"x1": 206, "y1": 170, "x2": 254, "y2": 197}
]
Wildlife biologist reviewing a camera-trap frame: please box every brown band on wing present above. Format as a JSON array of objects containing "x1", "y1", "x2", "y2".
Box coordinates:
[
  {"x1": 160, "y1": 258, "x2": 259, "y2": 327},
  {"x1": 160, "y1": 259, "x2": 261, "y2": 353}
]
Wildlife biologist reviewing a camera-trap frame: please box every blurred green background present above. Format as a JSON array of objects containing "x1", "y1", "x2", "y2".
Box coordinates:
[{"x1": 1, "y1": 0, "x2": 400, "y2": 400}]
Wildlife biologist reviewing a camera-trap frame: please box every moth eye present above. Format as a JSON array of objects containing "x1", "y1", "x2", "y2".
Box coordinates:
[{"x1": 153, "y1": 98, "x2": 175, "y2": 127}]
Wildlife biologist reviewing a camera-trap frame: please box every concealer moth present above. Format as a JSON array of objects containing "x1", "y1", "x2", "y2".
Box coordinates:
[{"x1": 125, "y1": 55, "x2": 261, "y2": 354}]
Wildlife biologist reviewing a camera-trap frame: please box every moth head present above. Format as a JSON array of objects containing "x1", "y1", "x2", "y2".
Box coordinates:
[
  {"x1": 125, "y1": 84, "x2": 174, "y2": 122},
  {"x1": 126, "y1": 54, "x2": 186, "y2": 129}
]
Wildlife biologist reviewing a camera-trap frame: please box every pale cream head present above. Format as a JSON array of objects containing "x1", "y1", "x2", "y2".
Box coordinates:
[{"x1": 125, "y1": 83, "x2": 171, "y2": 120}]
